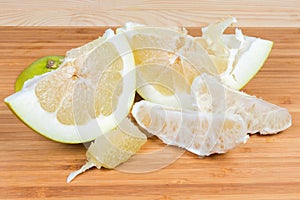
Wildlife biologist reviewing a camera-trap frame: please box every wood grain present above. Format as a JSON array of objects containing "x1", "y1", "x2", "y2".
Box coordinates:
[
  {"x1": 0, "y1": 0, "x2": 300, "y2": 27},
  {"x1": 0, "y1": 27, "x2": 300, "y2": 199}
]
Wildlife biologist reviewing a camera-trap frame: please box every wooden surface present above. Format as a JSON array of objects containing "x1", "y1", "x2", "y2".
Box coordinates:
[
  {"x1": 0, "y1": 27, "x2": 300, "y2": 199},
  {"x1": 0, "y1": 0, "x2": 300, "y2": 27}
]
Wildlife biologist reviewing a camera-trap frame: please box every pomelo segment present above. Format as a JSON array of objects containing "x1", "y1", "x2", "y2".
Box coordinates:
[
  {"x1": 67, "y1": 118, "x2": 147, "y2": 182},
  {"x1": 5, "y1": 29, "x2": 136, "y2": 143},
  {"x1": 132, "y1": 100, "x2": 248, "y2": 156},
  {"x1": 117, "y1": 23, "x2": 216, "y2": 108},
  {"x1": 191, "y1": 74, "x2": 292, "y2": 134}
]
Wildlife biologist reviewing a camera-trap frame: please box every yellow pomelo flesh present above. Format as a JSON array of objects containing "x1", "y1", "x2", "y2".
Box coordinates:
[
  {"x1": 117, "y1": 24, "x2": 216, "y2": 108},
  {"x1": 5, "y1": 30, "x2": 136, "y2": 143},
  {"x1": 132, "y1": 100, "x2": 248, "y2": 156},
  {"x1": 67, "y1": 118, "x2": 147, "y2": 182}
]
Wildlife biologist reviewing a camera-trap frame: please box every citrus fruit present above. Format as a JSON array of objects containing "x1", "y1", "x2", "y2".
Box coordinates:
[
  {"x1": 15, "y1": 55, "x2": 64, "y2": 92},
  {"x1": 132, "y1": 100, "x2": 248, "y2": 156},
  {"x1": 117, "y1": 18, "x2": 273, "y2": 108},
  {"x1": 5, "y1": 29, "x2": 136, "y2": 143},
  {"x1": 196, "y1": 17, "x2": 273, "y2": 90},
  {"x1": 117, "y1": 23, "x2": 216, "y2": 109},
  {"x1": 191, "y1": 74, "x2": 292, "y2": 134},
  {"x1": 67, "y1": 118, "x2": 147, "y2": 182}
]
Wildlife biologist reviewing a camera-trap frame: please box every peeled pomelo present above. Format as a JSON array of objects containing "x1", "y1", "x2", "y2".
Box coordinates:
[
  {"x1": 191, "y1": 74, "x2": 292, "y2": 134},
  {"x1": 67, "y1": 118, "x2": 147, "y2": 182},
  {"x1": 5, "y1": 29, "x2": 136, "y2": 143},
  {"x1": 15, "y1": 55, "x2": 64, "y2": 92},
  {"x1": 132, "y1": 100, "x2": 248, "y2": 156}
]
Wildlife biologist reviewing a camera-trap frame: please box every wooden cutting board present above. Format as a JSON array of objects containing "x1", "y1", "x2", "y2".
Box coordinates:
[{"x1": 0, "y1": 27, "x2": 299, "y2": 199}]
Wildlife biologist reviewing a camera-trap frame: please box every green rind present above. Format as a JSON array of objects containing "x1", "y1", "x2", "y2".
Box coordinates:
[{"x1": 15, "y1": 55, "x2": 64, "y2": 92}]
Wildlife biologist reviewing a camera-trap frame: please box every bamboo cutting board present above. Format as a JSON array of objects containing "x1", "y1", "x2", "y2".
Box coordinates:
[{"x1": 0, "y1": 27, "x2": 299, "y2": 199}]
